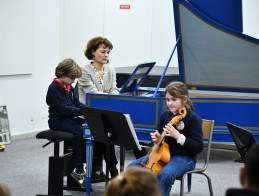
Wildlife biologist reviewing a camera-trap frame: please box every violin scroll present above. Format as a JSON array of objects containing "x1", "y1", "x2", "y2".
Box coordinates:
[{"x1": 170, "y1": 107, "x2": 187, "y2": 126}]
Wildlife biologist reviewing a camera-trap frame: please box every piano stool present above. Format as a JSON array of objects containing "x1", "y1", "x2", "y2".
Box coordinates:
[{"x1": 35, "y1": 130, "x2": 85, "y2": 196}]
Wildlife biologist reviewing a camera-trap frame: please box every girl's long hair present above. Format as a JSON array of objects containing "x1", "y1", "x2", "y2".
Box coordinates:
[{"x1": 165, "y1": 81, "x2": 194, "y2": 111}]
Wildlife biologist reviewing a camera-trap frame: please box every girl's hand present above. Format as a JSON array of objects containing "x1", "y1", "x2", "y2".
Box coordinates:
[
  {"x1": 150, "y1": 130, "x2": 160, "y2": 143},
  {"x1": 164, "y1": 123, "x2": 181, "y2": 140}
]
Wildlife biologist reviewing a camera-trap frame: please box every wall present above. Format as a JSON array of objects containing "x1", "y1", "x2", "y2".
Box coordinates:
[
  {"x1": 61, "y1": 0, "x2": 177, "y2": 68},
  {"x1": 0, "y1": 0, "x2": 258, "y2": 137},
  {"x1": 243, "y1": 0, "x2": 259, "y2": 38},
  {"x1": 62, "y1": 0, "x2": 155, "y2": 68},
  {"x1": 0, "y1": 0, "x2": 35, "y2": 75},
  {"x1": 0, "y1": 0, "x2": 61, "y2": 136}
]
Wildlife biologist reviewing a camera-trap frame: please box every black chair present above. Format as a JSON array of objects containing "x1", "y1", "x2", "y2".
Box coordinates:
[
  {"x1": 226, "y1": 122, "x2": 256, "y2": 164},
  {"x1": 36, "y1": 130, "x2": 84, "y2": 196},
  {"x1": 73, "y1": 81, "x2": 79, "y2": 98}
]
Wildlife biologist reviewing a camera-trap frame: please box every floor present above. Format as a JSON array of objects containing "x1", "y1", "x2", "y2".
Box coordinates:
[{"x1": 0, "y1": 136, "x2": 243, "y2": 196}]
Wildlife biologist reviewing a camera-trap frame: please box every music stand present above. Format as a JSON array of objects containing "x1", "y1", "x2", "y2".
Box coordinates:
[
  {"x1": 80, "y1": 106, "x2": 141, "y2": 185},
  {"x1": 226, "y1": 122, "x2": 256, "y2": 163}
]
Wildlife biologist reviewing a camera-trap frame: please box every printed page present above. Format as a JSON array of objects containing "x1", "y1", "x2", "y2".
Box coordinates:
[{"x1": 124, "y1": 114, "x2": 142, "y2": 150}]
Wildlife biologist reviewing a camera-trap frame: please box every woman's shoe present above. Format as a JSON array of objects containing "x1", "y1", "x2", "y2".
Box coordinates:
[
  {"x1": 110, "y1": 165, "x2": 118, "y2": 178},
  {"x1": 91, "y1": 170, "x2": 106, "y2": 181}
]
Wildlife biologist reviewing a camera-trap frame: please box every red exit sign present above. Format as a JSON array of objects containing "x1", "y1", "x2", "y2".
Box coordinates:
[{"x1": 120, "y1": 5, "x2": 130, "y2": 9}]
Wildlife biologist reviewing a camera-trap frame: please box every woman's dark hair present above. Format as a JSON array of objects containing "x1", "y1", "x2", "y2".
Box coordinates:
[
  {"x1": 55, "y1": 58, "x2": 82, "y2": 78},
  {"x1": 165, "y1": 81, "x2": 194, "y2": 111},
  {"x1": 84, "y1": 37, "x2": 113, "y2": 60}
]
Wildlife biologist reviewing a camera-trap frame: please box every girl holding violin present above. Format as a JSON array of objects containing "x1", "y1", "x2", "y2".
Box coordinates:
[{"x1": 128, "y1": 81, "x2": 204, "y2": 196}]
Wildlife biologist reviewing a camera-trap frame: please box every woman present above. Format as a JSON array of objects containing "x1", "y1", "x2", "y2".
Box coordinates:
[
  {"x1": 78, "y1": 36, "x2": 119, "y2": 97},
  {"x1": 78, "y1": 37, "x2": 119, "y2": 179}
]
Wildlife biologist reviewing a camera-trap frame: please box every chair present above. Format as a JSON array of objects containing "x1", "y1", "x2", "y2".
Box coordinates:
[
  {"x1": 177, "y1": 119, "x2": 214, "y2": 196},
  {"x1": 226, "y1": 122, "x2": 256, "y2": 164},
  {"x1": 36, "y1": 130, "x2": 84, "y2": 196},
  {"x1": 73, "y1": 81, "x2": 79, "y2": 98}
]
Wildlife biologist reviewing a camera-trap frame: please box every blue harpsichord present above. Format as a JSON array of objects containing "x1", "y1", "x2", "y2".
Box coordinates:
[
  {"x1": 85, "y1": 0, "x2": 259, "y2": 144},
  {"x1": 85, "y1": 60, "x2": 259, "y2": 144}
]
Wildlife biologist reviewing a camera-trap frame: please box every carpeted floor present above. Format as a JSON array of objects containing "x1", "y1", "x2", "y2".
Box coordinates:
[{"x1": 0, "y1": 137, "x2": 243, "y2": 196}]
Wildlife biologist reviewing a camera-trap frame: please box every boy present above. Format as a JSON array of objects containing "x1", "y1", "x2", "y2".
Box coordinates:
[{"x1": 46, "y1": 58, "x2": 86, "y2": 187}]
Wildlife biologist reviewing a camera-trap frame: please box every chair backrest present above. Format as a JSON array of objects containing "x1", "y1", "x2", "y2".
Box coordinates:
[
  {"x1": 226, "y1": 122, "x2": 256, "y2": 163},
  {"x1": 73, "y1": 81, "x2": 79, "y2": 98},
  {"x1": 202, "y1": 119, "x2": 214, "y2": 170}
]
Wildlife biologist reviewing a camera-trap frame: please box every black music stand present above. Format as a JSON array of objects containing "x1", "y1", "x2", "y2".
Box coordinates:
[
  {"x1": 226, "y1": 122, "x2": 256, "y2": 163},
  {"x1": 80, "y1": 106, "x2": 141, "y2": 185}
]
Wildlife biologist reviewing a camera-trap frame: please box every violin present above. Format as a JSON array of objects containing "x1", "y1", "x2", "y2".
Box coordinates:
[{"x1": 143, "y1": 107, "x2": 187, "y2": 176}]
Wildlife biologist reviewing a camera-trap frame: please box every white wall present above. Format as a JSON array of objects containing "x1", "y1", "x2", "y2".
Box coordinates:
[
  {"x1": 151, "y1": 0, "x2": 178, "y2": 67},
  {"x1": 0, "y1": 0, "x2": 61, "y2": 136},
  {"x1": 242, "y1": 0, "x2": 259, "y2": 39},
  {"x1": 0, "y1": 0, "x2": 258, "y2": 137},
  {"x1": 60, "y1": 0, "x2": 105, "y2": 66},
  {"x1": 0, "y1": 0, "x2": 35, "y2": 75},
  {"x1": 62, "y1": 0, "x2": 156, "y2": 68},
  {"x1": 61, "y1": 0, "x2": 177, "y2": 68}
]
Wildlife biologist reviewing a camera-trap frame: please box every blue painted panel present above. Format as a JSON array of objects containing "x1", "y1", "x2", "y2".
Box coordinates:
[
  {"x1": 188, "y1": 86, "x2": 259, "y2": 94},
  {"x1": 212, "y1": 130, "x2": 259, "y2": 143},
  {"x1": 192, "y1": 98, "x2": 259, "y2": 129},
  {"x1": 212, "y1": 133, "x2": 234, "y2": 143},
  {"x1": 136, "y1": 132, "x2": 153, "y2": 142},
  {"x1": 188, "y1": 0, "x2": 243, "y2": 32}
]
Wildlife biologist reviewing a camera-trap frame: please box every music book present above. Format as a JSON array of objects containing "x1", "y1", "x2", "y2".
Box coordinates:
[{"x1": 124, "y1": 114, "x2": 142, "y2": 151}]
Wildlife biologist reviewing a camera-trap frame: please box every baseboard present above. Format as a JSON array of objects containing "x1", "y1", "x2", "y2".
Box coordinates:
[
  {"x1": 11, "y1": 129, "x2": 49, "y2": 141},
  {"x1": 211, "y1": 143, "x2": 237, "y2": 150}
]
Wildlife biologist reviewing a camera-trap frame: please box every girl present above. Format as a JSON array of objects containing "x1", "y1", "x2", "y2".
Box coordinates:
[{"x1": 128, "y1": 81, "x2": 204, "y2": 196}]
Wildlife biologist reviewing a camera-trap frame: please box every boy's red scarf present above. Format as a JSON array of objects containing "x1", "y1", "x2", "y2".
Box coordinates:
[{"x1": 53, "y1": 78, "x2": 71, "y2": 92}]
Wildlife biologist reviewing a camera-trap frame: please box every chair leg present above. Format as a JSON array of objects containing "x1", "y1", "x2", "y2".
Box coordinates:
[
  {"x1": 49, "y1": 156, "x2": 64, "y2": 196},
  {"x1": 187, "y1": 173, "x2": 192, "y2": 192},
  {"x1": 204, "y1": 173, "x2": 214, "y2": 196},
  {"x1": 180, "y1": 177, "x2": 185, "y2": 196}
]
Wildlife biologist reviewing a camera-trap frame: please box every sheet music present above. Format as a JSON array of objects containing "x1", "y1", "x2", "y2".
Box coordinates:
[{"x1": 124, "y1": 114, "x2": 142, "y2": 150}]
